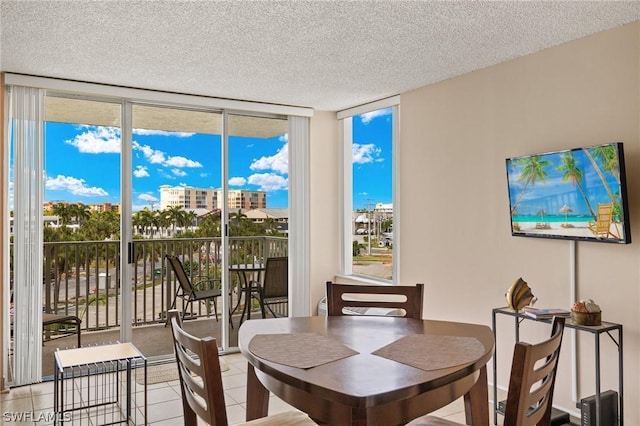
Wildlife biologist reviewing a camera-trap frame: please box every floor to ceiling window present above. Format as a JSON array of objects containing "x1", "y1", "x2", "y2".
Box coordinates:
[
  {"x1": 3, "y1": 74, "x2": 311, "y2": 385},
  {"x1": 339, "y1": 97, "x2": 398, "y2": 283}
]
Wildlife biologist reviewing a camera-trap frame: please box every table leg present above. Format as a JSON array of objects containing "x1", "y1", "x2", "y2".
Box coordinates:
[
  {"x1": 464, "y1": 365, "x2": 489, "y2": 426},
  {"x1": 246, "y1": 364, "x2": 270, "y2": 421}
]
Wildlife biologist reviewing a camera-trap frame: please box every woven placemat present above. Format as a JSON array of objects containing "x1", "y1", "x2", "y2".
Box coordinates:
[
  {"x1": 372, "y1": 335, "x2": 485, "y2": 371},
  {"x1": 249, "y1": 332, "x2": 358, "y2": 369}
]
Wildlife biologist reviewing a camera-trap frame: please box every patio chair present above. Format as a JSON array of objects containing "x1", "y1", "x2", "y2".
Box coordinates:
[
  {"x1": 588, "y1": 203, "x2": 620, "y2": 239},
  {"x1": 167, "y1": 310, "x2": 317, "y2": 426},
  {"x1": 43, "y1": 312, "x2": 82, "y2": 347},
  {"x1": 256, "y1": 256, "x2": 288, "y2": 318},
  {"x1": 325, "y1": 281, "x2": 424, "y2": 319},
  {"x1": 165, "y1": 254, "x2": 222, "y2": 321},
  {"x1": 408, "y1": 316, "x2": 566, "y2": 426}
]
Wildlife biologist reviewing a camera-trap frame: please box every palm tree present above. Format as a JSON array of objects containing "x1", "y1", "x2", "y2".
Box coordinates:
[
  {"x1": 72, "y1": 203, "x2": 91, "y2": 225},
  {"x1": 510, "y1": 155, "x2": 554, "y2": 215},
  {"x1": 583, "y1": 146, "x2": 619, "y2": 205},
  {"x1": 556, "y1": 152, "x2": 595, "y2": 218},
  {"x1": 182, "y1": 210, "x2": 198, "y2": 233},
  {"x1": 229, "y1": 209, "x2": 247, "y2": 236},
  {"x1": 164, "y1": 206, "x2": 185, "y2": 236},
  {"x1": 262, "y1": 217, "x2": 277, "y2": 234},
  {"x1": 52, "y1": 202, "x2": 73, "y2": 226}
]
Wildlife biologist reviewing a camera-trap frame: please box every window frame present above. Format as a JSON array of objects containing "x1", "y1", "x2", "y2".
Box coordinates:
[{"x1": 337, "y1": 96, "x2": 400, "y2": 284}]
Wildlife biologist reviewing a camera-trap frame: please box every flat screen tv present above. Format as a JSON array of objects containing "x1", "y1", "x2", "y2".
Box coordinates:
[{"x1": 506, "y1": 142, "x2": 631, "y2": 244}]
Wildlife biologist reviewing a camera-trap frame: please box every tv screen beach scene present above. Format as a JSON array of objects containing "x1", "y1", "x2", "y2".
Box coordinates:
[{"x1": 506, "y1": 142, "x2": 630, "y2": 243}]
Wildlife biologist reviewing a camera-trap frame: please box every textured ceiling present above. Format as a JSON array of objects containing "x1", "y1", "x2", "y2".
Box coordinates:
[{"x1": 1, "y1": 1, "x2": 639, "y2": 111}]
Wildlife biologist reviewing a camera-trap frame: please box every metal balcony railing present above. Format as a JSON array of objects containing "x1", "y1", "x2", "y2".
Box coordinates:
[{"x1": 35, "y1": 236, "x2": 287, "y2": 333}]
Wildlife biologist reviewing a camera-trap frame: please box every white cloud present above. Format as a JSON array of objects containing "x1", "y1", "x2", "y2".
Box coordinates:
[
  {"x1": 65, "y1": 126, "x2": 120, "y2": 153},
  {"x1": 279, "y1": 134, "x2": 288, "y2": 142},
  {"x1": 229, "y1": 177, "x2": 247, "y2": 186},
  {"x1": 248, "y1": 173, "x2": 288, "y2": 191},
  {"x1": 46, "y1": 175, "x2": 108, "y2": 196},
  {"x1": 171, "y1": 168, "x2": 187, "y2": 177},
  {"x1": 250, "y1": 143, "x2": 288, "y2": 174},
  {"x1": 133, "y1": 165, "x2": 149, "y2": 177},
  {"x1": 133, "y1": 129, "x2": 194, "y2": 137},
  {"x1": 353, "y1": 143, "x2": 382, "y2": 164},
  {"x1": 138, "y1": 193, "x2": 158, "y2": 202},
  {"x1": 133, "y1": 142, "x2": 166, "y2": 164},
  {"x1": 200, "y1": 172, "x2": 209, "y2": 178},
  {"x1": 164, "y1": 156, "x2": 202, "y2": 168},
  {"x1": 360, "y1": 108, "x2": 392, "y2": 124},
  {"x1": 133, "y1": 141, "x2": 202, "y2": 168}
]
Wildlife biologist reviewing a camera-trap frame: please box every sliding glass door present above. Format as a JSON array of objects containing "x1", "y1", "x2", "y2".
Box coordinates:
[
  {"x1": 4, "y1": 76, "x2": 308, "y2": 384},
  {"x1": 130, "y1": 104, "x2": 224, "y2": 358}
]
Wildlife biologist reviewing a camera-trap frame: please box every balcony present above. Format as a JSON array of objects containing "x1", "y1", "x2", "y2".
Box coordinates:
[{"x1": 26, "y1": 236, "x2": 288, "y2": 378}]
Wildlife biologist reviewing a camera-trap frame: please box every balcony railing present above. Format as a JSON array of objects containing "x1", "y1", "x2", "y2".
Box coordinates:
[{"x1": 36, "y1": 236, "x2": 287, "y2": 333}]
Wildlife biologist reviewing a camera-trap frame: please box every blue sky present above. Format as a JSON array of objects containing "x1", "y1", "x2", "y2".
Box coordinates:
[
  {"x1": 37, "y1": 108, "x2": 393, "y2": 212},
  {"x1": 351, "y1": 108, "x2": 393, "y2": 210},
  {"x1": 506, "y1": 146, "x2": 622, "y2": 217}
]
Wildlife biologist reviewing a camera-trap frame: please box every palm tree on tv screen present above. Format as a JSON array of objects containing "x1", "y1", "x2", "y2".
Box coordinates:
[
  {"x1": 583, "y1": 145, "x2": 621, "y2": 218},
  {"x1": 557, "y1": 152, "x2": 595, "y2": 218},
  {"x1": 510, "y1": 155, "x2": 553, "y2": 215}
]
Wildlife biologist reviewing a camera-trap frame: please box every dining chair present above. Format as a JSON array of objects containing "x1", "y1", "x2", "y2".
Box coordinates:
[
  {"x1": 257, "y1": 256, "x2": 288, "y2": 318},
  {"x1": 167, "y1": 310, "x2": 318, "y2": 426},
  {"x1": 166, "y1": 254, "x2": 222, "y2": 321},
  {"x1": 408, "y1": 316, "x2": 566, "y2": 426},
  {"x1": 325, "y1": 281, "x2": 424, "y2": 319}
]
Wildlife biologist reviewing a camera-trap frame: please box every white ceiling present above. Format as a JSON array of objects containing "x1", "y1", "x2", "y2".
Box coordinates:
[{"x1": 1, "y1": 1, "x2": 639, "y2": 112}]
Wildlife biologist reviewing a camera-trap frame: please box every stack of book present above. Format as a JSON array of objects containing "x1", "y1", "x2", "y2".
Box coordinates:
[{"x1": 522, "y1": 307, "x2": 571, "y2": 319}]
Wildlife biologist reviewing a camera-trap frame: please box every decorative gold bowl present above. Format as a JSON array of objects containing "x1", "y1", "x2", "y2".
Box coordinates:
[{"x1": 571, "y1": 310, "x2": 601, "y2": 326}]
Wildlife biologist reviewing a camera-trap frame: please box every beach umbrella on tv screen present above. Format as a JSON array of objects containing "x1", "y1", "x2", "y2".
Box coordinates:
[{"x1": 559, "y1": 204, "x2": 573, "y2": 223}]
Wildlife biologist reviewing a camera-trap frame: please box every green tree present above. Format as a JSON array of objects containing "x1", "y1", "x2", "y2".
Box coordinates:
[
  {"x1": 557, "y1": 152, "x2": 595, "y2": 218},
  {"x1": 510, "y1": 155, "x2": 553, "y2": 215},
  {"x1": 52, "y1": 203, "x2": 73, "y2": 226}
]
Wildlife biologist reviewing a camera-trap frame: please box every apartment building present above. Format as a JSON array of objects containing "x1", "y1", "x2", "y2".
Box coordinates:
[{"x1": 159, "y1": 185, "x2": 266, "y2": 211}]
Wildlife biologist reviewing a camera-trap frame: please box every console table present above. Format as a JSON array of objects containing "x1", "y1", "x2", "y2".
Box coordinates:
[{"x1": 492, "y1": 307, "x2": 623, "y2": 426}]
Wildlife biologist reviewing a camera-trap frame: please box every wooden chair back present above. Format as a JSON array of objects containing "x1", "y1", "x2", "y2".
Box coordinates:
[
  {"x1": 325, "y1": 281, "x2": 424, "y2": 319},
  {"x1": 167, "y1": 309, "x2": 228, "y2": 426},
  {"x1": 503, "y1": 316, "x2": 566, "y2": 426},
  {"x1": 589, "y1": 203, "x2": 616, "y2": 237},
  {"x1": 409, "y1": 316, "x2": 565, "y2": 426}
]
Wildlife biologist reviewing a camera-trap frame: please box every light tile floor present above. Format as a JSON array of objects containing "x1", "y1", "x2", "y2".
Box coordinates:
[{"x1": 0, "y1": 353, "x2": 506, "y2": 425}]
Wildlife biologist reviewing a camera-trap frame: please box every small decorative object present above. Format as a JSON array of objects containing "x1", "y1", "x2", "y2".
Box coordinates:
[
  {"x1": 571, "y1": 299, "x2": 602, "y2": 326},
  {"x1": 506, "y1": 277, "x2": 536, "y2": 311}
]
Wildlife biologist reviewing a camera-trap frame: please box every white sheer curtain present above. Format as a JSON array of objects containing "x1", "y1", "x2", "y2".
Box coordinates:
[
  {"x1": 288, "y1": 115, "x2": 310, "y2": 317},
  {"x1": 8, "y1": 85, "x2": 44, "y2": 385}
]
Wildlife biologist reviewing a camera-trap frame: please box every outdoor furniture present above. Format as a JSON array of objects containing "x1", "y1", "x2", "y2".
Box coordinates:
[
  {"x1": 588, "y1": 202, "x2": 619, "y2": 239},
  {"x1": 167, "y1": 310, "x2": 317, "y2": 426},
  {"x1": 256, "y1": 256, "x2": 288, "y2": 318},
  {"x1": 43, "y1": 313, "x2": 82, "y2": 348},
  {"x1": 412, "y1": 316, "x2": 566, "y2": 426},
  {"x1": 239, "y1": 315, "x2": 494, "y2": 425},
  {"x1": 325, "y1": 281, "x2": 424, "y2": 319},
  {"x1": 229, "y1": 262, "x2": 265, "y2": 325},
  {"x1": 165, "y1": 254, "x2": 222, "y2": 321}
]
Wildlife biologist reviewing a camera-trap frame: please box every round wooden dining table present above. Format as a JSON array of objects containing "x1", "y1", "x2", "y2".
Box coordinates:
[{"x1": 239, "y1": 315, "x2": 494, "y2": 426}]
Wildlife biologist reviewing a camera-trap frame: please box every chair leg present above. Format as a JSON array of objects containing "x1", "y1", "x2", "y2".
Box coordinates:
[{"x1": 213, "y1": 297, "x2": 219, "y2": 321}]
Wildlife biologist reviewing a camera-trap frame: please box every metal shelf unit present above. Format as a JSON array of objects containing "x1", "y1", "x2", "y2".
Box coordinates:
[{"x1": 492, "y1": 307, "x2": 623, "y2": 426}]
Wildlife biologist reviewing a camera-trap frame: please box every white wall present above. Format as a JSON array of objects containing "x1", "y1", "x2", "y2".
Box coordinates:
[
  {"x1": 398, "y1": 22, "x2": 639, "y2": 423},
  {"x1": 306, "y1": 22, "x2": 640, "y2": 422},
  {"x1": 309, "y1": 111, "x2": 340, "y2": 312}
]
